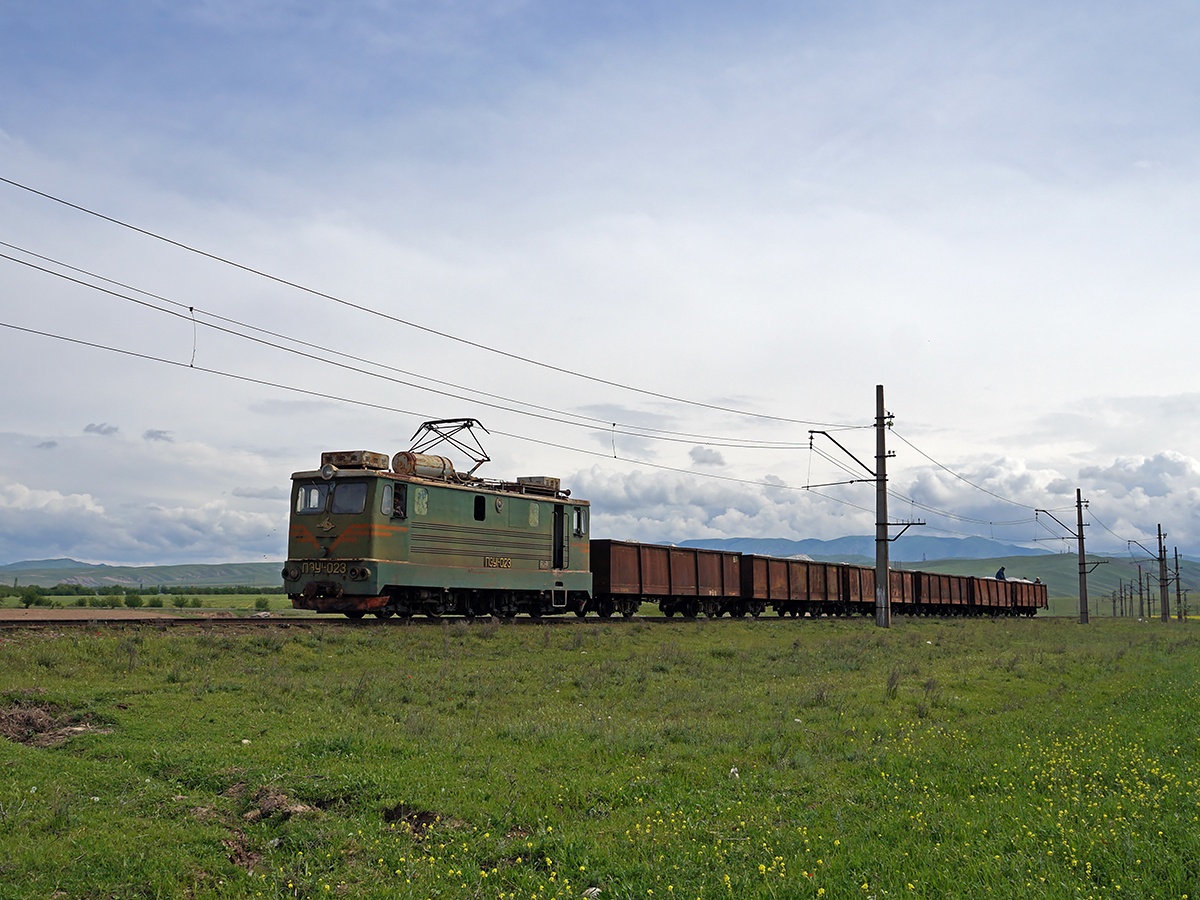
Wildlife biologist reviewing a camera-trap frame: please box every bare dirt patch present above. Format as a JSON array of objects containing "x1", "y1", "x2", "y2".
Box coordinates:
[
  {"x1": 0, "y1": 702, "x2": 106, "y2": 748},
  {"x1": 224, "y1": 829, "x2": 263, "y2": 873},
  {"x1": 241, "y1": 785, "x2": 315, "y2": 823}
]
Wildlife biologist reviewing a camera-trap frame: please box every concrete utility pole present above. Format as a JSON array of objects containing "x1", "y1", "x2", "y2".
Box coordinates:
[
  {"x1": 1175, "y1": 549, "x2": 1184, "y2": 621},
  {"x1": 810, "y1": 385, "x2": 911, "y2": 629},
  {"x1": 1158, "y1": 525, "x2": 1170, "y2": 622},
  {"x1": 1138, "y1": 566, "x2": 1145, "y2": 619},
  {"x1": 875, "y1": 384, "x2": 891, "y2": 629},
  {"x1": 1076, "y1": 489, "x2": 1089, "y2": 625}
]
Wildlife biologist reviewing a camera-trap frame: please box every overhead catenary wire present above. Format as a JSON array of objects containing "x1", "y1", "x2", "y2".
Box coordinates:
[
  {"x1": 0, "y1": 318, "x2": 879, "y2": 517},
  {"x1": 3, "y1": 178, "x2": 1131, "y2": 545},
  {"x1": 0, "y1": 175, "x2": 859, "y2": 430},
  {"x1": 890, "y1": 429, "x2": 1035, "y2": 510},
  {"x1": 0, "y1": 245, "x2": 825, "y2": 451}
]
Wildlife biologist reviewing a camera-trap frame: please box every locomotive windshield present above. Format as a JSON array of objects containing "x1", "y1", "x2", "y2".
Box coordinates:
[{"x1": 295, "y1": 480, "x2": 368, "y2": 515}]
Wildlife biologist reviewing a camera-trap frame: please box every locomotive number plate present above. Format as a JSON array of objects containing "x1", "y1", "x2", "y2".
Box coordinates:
[
  {"x1": 299, "y1": 561, "x2": 348, "y2": 575},
  {"x1": 484, "y1": 557, "x2": 512, "y2": 568}
]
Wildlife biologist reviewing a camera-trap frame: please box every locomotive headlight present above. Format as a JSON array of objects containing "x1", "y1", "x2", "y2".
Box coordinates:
[{"x1": 320, "y1": 463, "x2": 337, "y2": 480}]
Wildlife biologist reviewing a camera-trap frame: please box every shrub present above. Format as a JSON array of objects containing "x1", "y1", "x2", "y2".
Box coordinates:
[
  {"x1": 124, "y1": 594, "x2": 143, "y2": 609},
  {"x1": 188, "y1": 597, "x2": 202, "y2": 609},
  {"x1": 254, "y1": 598, "x2": 270, "y2": 611},
  {"x1": 146, "y1": 597, "x2": 163, "y2": 608},
  {"x1": 172, "y1": 596, "x2": 188, "y2": 609}
]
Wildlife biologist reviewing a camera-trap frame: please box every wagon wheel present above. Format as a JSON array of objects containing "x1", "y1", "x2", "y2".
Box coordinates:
[
  {"x1": 574, "y1": 607, "x2": 588, "y2": 618},
  {"x1": 373, "y1": 610, "x2": 394, "y2": 619},
  {"x1": 344, "y1": 611, "x2": 365, "y2": 619},
  {"x1": 621, "y1": 606, "x2": 635, "y2": 619},
  {"x1": 598, "y1": 600, "x2": 614, "y2": 619}
]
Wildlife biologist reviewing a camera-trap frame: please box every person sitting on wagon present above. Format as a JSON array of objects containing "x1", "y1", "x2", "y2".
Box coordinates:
[{"x1": 995, "y1": 566, "x2": 1007, "y2": 581}]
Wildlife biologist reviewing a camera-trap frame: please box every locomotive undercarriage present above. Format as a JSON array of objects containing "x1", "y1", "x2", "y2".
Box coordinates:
[{"x1": 293, "y1": 582, "x2": 590, "y2": 620}]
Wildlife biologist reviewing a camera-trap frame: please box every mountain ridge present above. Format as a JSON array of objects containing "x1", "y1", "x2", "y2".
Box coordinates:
[{"x1": 678, "y1": 535, "x2": 1049, "y2": 563}]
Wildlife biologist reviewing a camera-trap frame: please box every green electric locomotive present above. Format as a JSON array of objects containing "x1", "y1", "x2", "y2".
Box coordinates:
[{"x1": 283, "y1": 421, "x2": 592, "y2": 619}]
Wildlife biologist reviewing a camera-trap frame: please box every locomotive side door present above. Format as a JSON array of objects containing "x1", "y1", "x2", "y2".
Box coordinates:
[{"x1": 552, "y1": 504, "x2": 567, "y2": 570}]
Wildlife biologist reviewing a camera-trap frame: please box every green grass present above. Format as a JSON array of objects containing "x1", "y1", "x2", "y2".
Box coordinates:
[
  {"x1": 0, "y1": 594, "x2": 301, "y2": 613},
  {"x1": 1, "y1": 618, "x2": 1198, "y2": 899}
]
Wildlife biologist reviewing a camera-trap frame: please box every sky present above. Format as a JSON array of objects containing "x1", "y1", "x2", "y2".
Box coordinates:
[{"x1": 2, "y1": 0, "x2": 1199, "y2": 566}]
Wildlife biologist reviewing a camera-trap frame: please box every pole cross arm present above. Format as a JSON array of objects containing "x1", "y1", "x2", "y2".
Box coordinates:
[{"x1": 809, "y1": 430, "x2": 878, "y2": 477}]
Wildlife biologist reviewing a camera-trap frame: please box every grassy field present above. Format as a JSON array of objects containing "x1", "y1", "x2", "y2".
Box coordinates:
[
  {"x1": 0, "y1": 594, "x2": 301, "y2": 614},
  {"x1": 1, "y1": 617, "x2": 1197, "y2": 899}
]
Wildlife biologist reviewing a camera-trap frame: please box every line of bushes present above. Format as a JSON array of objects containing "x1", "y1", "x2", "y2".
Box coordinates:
[{"x1": 1, "y1": 583, "x2": 282, "y2": 601}]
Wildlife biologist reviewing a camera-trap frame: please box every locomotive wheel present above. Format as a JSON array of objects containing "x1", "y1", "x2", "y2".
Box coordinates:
[
  {"x1": 344, "y1": 611, "x2": 365, "y2": 620},
  {"x1": 598, "y1": 601, "x2": 614, "y2": 619},
  {"x1": 373, "y1": 610, "x2": 394, "y2": 619},
  {"x1": 574, "y1": 608, "x2": 587, "y2": 618}
]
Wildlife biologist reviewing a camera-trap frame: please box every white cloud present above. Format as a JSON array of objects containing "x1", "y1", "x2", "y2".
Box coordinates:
[{"x1": 689, "y1": 446, "x2": 726, "y2": 467}]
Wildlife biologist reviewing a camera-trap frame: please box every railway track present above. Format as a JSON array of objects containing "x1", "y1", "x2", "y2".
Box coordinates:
[{"x1": 0, "y1": 610, "x2": 1049, "y2": 630}]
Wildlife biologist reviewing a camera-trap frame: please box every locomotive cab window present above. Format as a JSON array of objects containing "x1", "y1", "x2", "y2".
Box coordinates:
[
  {"x1": 474, "y1": 495, "x2": 486, "y2": 521},
  {"x1": 296, "y1": 483, "x2": 328, "y2": 514},
  {"x1": 379, "y1": 483, "x2": 407, "y2": 518},
  {"x1": 330, "y1": 481, "x2": 368, "y2": 515},
  {"x1": 573, "y1": 506, "x2": 588, "y2": 537}
]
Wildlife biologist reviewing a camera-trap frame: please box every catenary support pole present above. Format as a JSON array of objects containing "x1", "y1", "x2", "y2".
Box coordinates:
[
  {"x1": 875, "y1": 384, "x2": 891, "y2": 628},
  {"x1": 1076, "y1": 488, "x2": 1089, "y2": 625},
  {"x1": 1158, "y1": 525, "x2": 1170, "y2": 622},
  {"x1": 1175, "y1": 548, "x2": 1184, "y2": 621}
]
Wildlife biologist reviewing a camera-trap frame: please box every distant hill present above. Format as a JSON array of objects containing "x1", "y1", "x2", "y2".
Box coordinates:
[
  {"x1": 2, "y1": 558, "x2": 94, "y2": 572},
  {"x1": 0, "y1": 559, "x2": 282, "y2": 589},
  {"x1": 680, "y1": 535, "x2": 1049, "y2": 563}
]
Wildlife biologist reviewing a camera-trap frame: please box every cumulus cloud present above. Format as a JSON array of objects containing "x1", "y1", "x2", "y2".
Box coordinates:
[
  {"x1": 0, "y1": 481, "x2": 105, "y2": 515},
  {"x1": 1079, "y1": 452, "x2": 1199, "y2": 499},
  {"x1": 84, "y1": 423, "x2": 119, "y2": 436},
  {"x1": 569, "y1": 465, "x2": 870, "y2": 544},
  {"x1": 0, "y1": 479, "x2": 285, "y2": 565},
  {"x1": 689, "y1": 446, "x2": 725, "y2": 467}
]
